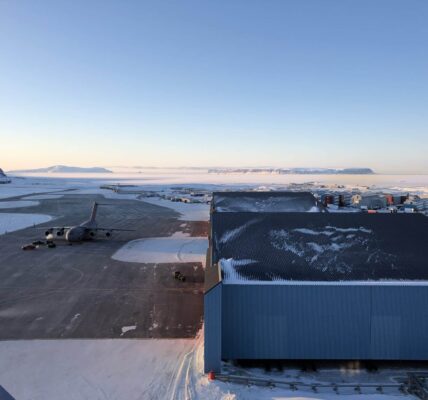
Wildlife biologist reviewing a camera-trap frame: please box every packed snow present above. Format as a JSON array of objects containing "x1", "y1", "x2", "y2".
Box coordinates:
[
  {"x1": 269, "y1": 227, "x2": 387, "y2": 274},
  {"x1": 219, "y1": 219, "x2": 260, "y2": 244},
  {"x1": 0, "y1": 185, "x2": 64, "y2": 200},
  {"x1": 0, "y1": 200, "x2": 39, "y2": 209},
  {"x1": 141, "y1": 197, "x2": 210, "y2": 221},
  {"x1": 0, "y1": 339, "x2": 194, "y2": 400},
  {"x1": 0, "y1": 334, "x2": 414, "y2": 400},
  {"x1": 112, "y1": 232, "x2": 208, "y2": 265},
  {"x1": 220, "y1": 258, "x2": 260, "y2": 284},
  {"x1": 0, "y1": 213, "x2": 52, "y2": 235},
  {"x1": 10, "y1": 165, "x2": 112, "y2": 174},
  {"x1": 120, "y1": 325, "x2": 137, "y2": 336}
]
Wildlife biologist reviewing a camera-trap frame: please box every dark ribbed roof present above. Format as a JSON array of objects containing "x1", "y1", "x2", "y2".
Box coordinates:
[
  {"x1": 212, "y1": 191, "x2": 323, "y2": 213},
  {"x1": 211, "y1": 213, "x2": 428, "y2": 282}
]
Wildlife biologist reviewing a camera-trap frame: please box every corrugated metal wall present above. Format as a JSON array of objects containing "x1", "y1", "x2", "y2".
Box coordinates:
[
  {"x1": 220, "y1": 284, "x2": 428, "y2": 361},
  {"x1": 370, "y1": 286, "x2": 428, "y2": 359},
  {"x1": 204, "y1": 283, "x2": 222, "y2": 372}
]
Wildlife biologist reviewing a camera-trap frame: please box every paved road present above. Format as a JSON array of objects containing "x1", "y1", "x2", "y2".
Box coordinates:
[{"x1": 0, "y1": 194, "x2": 207, "y2": 339}]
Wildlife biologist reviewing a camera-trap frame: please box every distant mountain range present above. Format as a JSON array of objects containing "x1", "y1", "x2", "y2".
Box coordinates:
[
  {"x1": 9, "y1": 165, "x2": 113, "y2": 174},
  {"x1": 208, "y1": 167, "x2": 374, "y2": 175}
]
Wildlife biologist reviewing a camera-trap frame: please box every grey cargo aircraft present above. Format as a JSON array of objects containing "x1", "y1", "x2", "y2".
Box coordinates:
[{"x1": 41, "y1": 202, "x2": 133, "y2": 242}]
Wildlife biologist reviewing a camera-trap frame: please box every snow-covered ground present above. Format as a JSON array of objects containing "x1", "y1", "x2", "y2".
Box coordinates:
[
  {"x1": 0, "y1": 181, "x2": 66, "y2": 200},
  {"x1": 11, "y1": 168, "x2": 428, "y2": 189},
  {"x1": 0, "y1": 200, "x2": 39, "y2": 209},
  {"x1": 188, "y1": 334, "x2": 412, "y2": 400},
  {"x1": 0, "y1": 333, "x2": 413, "y2": 400},
  {"x1": 0, "y1": 213, "x2": 52, "y2": 235},
  {"x1": 0, "y1": 339, "x2": 193, "y2": 400},
  {"x1": 141, "y1": 197, "x2": 210, "y2": 221},
  {"x1": 22, "y1": 194, "x2": 64, "y2": 200},
  {"x1": 112, "y1": 231, "x2": 208, "y2": 265}
]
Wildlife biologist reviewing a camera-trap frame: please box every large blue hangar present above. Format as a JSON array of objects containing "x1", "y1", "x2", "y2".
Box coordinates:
[{"x1": 204, "y1": 191, "x2": 428, "y2": 373}]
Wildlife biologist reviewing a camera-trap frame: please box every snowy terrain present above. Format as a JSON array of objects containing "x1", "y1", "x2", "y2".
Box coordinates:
[
  {"x1": 0, "y1": 200, "x2": 39, "y2": 209},
  {"x1": 22, "y1": 194, "x2": 64, "y2": 200},
  {"x1": 141, "y1": 197, "x2": 210, "y2": 221},
  {"x1": 0, "y1": 333, "x2": 414, "y2": 400},
  {"x1": 9, "y1": 165, "x2": 112, "y2": 174},
  {"x1": 10, "y1": 167, "x2": 428, "y2": 189},
  {"x1": 0, "y1": 213, "x2": 52, "y2": 235},
  {"x1": 112, "y1": 231, "x2": 208, "y2": 265},
  {"x1": 0, "y1": 339, "x2": 193, "y2": 400},
  {"x1": 0, "y1": 184, "x2": 65, "y2": 200},
  {"x1": 208, "y1": 167, "x2": 375, "y2": 175}
]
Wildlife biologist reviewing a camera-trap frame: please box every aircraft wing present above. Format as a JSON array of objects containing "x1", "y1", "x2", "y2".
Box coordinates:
[
  {"x1": 35, "y1": 226, "x2": 72, "y2": 230},
  {"x1": 96, "y1": 227, "x2": 135, "y2": 232}
]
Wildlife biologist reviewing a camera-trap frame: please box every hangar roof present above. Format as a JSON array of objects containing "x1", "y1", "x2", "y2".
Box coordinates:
[
  {"x1": 211, "y1": 191, "x2": 323, "y2": 213},
  {"x1": 211, "y1": 212, "x2": 428, "y2": 283}
]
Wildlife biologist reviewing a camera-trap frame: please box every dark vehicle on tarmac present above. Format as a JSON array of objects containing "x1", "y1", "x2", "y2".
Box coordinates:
[{"x1": 22, "y1": 244, "x2": 36, "y2": 251}]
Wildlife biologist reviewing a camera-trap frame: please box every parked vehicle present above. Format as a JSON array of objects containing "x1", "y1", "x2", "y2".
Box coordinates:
[
  {"x1": 174, "y1": 271, "x2": 186, "y2": 282},
  {"x1": 22, "y1": 244, "x2": 36, "y2": 251}
]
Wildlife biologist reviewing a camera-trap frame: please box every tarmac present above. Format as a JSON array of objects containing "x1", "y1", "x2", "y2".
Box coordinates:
[{"x1": 0, "y1": 193, "x2": 207, "y2": 339}]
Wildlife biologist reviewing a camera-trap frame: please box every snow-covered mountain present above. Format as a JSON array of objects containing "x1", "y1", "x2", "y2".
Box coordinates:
[
  {"x1": 208, "y1": 167, "x2": 374, "y2": 175},
  {"x1": 9, "y1": 165, "x2": 113, "y2": 174}
]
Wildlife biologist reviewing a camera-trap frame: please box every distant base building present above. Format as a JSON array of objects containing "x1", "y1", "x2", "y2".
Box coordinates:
[{"x1": 204, "y1": 191, "x2": 428, "y2": 373}]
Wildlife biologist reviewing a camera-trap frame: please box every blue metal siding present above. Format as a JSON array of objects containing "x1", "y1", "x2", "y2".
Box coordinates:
[
  {"x1": 222, "y1": 285, "x2": 371, "y2": 360},
  {"x1": 221, "y1": 284, "x2": 428, "y2": 361},
  {"x1": 371, "y1": 286, "x2": 428, "y2": 359},
  {"x1": 204, "y1": 284, "x2": 222, "y2": 372}
]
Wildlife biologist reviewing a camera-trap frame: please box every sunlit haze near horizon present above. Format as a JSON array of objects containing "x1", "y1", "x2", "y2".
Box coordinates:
[{"x1": 1, "y1": 1, "x2": 427, "y2": 174}]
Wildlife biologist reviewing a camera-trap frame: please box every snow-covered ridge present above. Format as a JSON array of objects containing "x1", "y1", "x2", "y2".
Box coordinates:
[
  {"x1": 9, "y1": 165, "x2": 112, "y2": 174},
  {"x1": 209, "y1": 167, "x2": 374, "y2": 175}
]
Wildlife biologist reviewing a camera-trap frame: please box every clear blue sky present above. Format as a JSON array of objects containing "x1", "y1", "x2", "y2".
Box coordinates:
[{"x1": 1, "y1": 0, "x2": 427, "y2": 173}]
